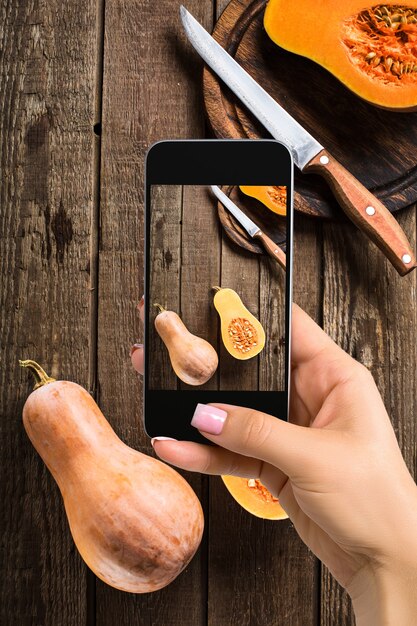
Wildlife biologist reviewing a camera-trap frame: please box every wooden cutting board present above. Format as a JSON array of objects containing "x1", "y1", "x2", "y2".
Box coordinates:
[{"x1": 203, "y1": 0, "x2": 417, "y2": 220}]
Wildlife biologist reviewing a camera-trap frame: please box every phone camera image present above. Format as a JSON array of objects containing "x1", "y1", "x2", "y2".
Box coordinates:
[{"x1": 148, "y1": 184, "x2": 287, "y2": 391}]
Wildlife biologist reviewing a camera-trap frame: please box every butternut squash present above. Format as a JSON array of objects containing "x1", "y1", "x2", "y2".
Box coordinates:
[
  {"x1": 264, "y1": 0, "x2": 417, "y2": 111},
  {"x1": 154, "y1": 304, "x2": 218, "y2": 385},
  {"x1": 20, "y1": 360, "x2": 204, "y2": 593},
  {"x1": 239, "y1": 185, "x2": 287, "y2": 216},
  {"x1": 222, "y1": 476, "x2": 288, "y2": 520},
  {"x1": 212, "y1": 287, "x2": 265, "y2": 360}
]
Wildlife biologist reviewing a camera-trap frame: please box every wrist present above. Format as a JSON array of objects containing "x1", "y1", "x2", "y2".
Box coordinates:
[{"x1": 349, "y1": 555, "x2": 417, "y2": 626}]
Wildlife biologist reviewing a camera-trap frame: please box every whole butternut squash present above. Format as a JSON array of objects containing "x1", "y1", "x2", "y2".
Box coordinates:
[
  {"x1": 154, "y1": 304, "x2": 218, "y2": 385},
  {"x1": 20, "y1": 360, "x2": 204, "y2": 593}
]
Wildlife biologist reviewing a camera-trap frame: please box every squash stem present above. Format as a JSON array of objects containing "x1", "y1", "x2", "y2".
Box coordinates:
[
  {"x1": 153, "y1": 303, "x2": 166, "y2": 313},
  {"x1": 212, "y1": 286, "x2": 222, "y2": 292},
  {"x1": 19, "y1": 360, "x2": 56, "y2": 390}
]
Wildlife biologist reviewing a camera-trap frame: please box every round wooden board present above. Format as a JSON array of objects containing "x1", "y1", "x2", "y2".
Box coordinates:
[
  {"x1": 217, "y1": 185, "x2": 286, "y2": 254},
  {"x1": 203, "y1": 0, "x2": 417, "y2": 220}
]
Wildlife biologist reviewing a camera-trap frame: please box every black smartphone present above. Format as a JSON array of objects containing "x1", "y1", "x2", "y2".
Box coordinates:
[{"x1": 144, "y1": 140, "x2": 293, "y2": 443}]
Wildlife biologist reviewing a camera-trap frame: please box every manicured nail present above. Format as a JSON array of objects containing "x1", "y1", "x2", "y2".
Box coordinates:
[
  {"x1": 130, "y1": 343, "x2": 143, "y2": 357},
  {"x1": 137, "y1": 295, "x2": 144, "y2": 310},
  {"x1": 191, "y1": 403, "x2": 227, "y2": 435},
  {"x1": 151, "y1": 436, "x2": 177, "y2": 447}
]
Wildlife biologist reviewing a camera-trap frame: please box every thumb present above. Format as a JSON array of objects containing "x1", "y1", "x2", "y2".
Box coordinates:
[{"x1": 191, "y1": 403, "x2": 327, "y2": 478}]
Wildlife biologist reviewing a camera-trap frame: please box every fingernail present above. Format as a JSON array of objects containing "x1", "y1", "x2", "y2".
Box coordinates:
[
  {"x1": 151, "y1": 436, "x2": 177, "y2": 447},
  {"x1": 137, "y1": 295, "x2": 144, "y2": 310},
  {"x1": 130, "y1": 343, "x2": 143, "y2": 357},
  {"x1": 191, "y1": 403, "x2": 227, "y2": 435}
]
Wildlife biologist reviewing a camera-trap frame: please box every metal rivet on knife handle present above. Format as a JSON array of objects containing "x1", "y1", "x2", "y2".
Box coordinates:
[
  {"x1": 304, "y1": 149, "x2": 417, "y2": 276},
  {"x1": 253, "y1": 230, "x2": 286, "y2": 270}
]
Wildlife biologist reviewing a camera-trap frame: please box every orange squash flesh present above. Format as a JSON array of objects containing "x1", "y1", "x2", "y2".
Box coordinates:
[
  {"x1": 213, "y1": 287, "x2": 266, "y2": 360},
  {"x1": 239, "y1": 185, "x2": 287, "y2": 216},
  {"x1": 264, "y1": 1, "x2": 417, "y2": 111},
  {"x1": 222, "y1": 475, "x2": 288, "y2": 520}
]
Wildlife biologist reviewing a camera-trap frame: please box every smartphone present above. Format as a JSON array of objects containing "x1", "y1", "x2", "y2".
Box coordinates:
[{"x1": 144, "y1": 140, "x2": 293, "y2": 443}]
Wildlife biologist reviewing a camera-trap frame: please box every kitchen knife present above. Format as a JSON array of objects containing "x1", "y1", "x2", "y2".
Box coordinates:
[
  {"x1": 211, "y1": 185, "x2": 286, "y2": 270},
  {"x1": 180, "y1": 6, "x2": 416, "y2": 276}
]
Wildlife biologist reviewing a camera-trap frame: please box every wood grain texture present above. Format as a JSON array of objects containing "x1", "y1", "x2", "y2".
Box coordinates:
[
  {"x1": 0, "y1": 0, "x2": 97, "y2": 624},
  {"x1": 95, "y1": 0, "x2": 213, "y2": 624},
  {"x1": 149, "y1": 185, "x2": 182, "y2": 390},
  {"x1": 207, "y1": 217, "x2": 319, "y2": 626},
  {"x1": 305, "y1": 150, "x2": 417, "y2": 276},
  {"x1": 259, "y1": 257, "x2": 286, "y2": 392},
  {"x1": 320, "y1": 205, "x2": 417, "y2": 624},
  {"x1": 203, "y1": 0, "x2": 417, "y2": 219},
  {"x1": 180, "y1": 184, "x2": 221, "y2": 390}
]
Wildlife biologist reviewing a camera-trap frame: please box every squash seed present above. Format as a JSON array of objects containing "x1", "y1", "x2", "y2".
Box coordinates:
[{"x1": 344, "y1": 5, "x2": 417, "y2": 82}]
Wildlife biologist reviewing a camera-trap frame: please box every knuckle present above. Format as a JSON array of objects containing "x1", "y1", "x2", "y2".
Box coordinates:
[
  {"x1": 241, "y1": 410, "x2": 272, "y2": 451},
  {"x1": 200, "y1": 450, "x2": 214, "y2": 474},
  {"x1": 355, "y1": 360, "x2": 374, "y2": 383}
]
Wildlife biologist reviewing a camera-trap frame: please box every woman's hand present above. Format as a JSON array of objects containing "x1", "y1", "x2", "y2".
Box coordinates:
[{"x1": 133, "y1": 303, "x2": 417, "y2": 624}]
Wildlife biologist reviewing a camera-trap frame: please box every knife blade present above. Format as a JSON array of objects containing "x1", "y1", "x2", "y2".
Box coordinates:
[
  {"x1": 181, "y1": 6, "x2": 416, "y2": 276},
  {"x1": 211, "y1": 185, "x2": 286, "y2": 269}
]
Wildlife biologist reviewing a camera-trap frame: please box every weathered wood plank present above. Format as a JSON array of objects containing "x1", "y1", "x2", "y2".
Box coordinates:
[
  {"x1": 149, "y1": 184, "x2": 182, "y2": 390},
  {"x1": 207, "y1": 6, "x2": 321, "y2": 624},
  {"x1": 180, "y1": 184, "x2": 221, "y2": 390},
  {"x1": 96, "y1": 0, "x2": 213, "y2": 623},
  {"x1": 320, "y1": 207, "x2": 417, "y2": 625},
  {"x1": 0, "y1": 0, "x2": 97, "y2": 624},
  {"x1": 208, "y1": 214, "x2": 320, "y2": 625},
  {"x1": 259, "y1": 255, "x2": 286, "y2": 392}
]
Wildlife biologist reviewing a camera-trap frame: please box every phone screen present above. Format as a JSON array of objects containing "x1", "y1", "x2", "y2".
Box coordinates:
[{"x1": 144, "y1": 141, "x2": 292, "y2": 442}]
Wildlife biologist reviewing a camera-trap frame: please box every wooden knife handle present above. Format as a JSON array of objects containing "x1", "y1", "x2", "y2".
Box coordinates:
[
  {"x1": 253, "y1": 231, "x2": 286, "y2": 270},
  {"x1": 304, "y1": 149, "x2": 416, "y2": 276}
]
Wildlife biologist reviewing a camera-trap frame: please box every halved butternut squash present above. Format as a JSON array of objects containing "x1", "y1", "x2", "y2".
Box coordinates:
[
  {"x1": 239, "y1": 185, "x2": 287, "y2": 216},
  {"x1": 222, "y1": 476, "x2": 288, "y2": 520},
  {"x1": 264, "y1": 1, "x2": 417, "y2": 111},
  {"x1": 213, "y1": 287, "x2": 265, "y2": 360}
]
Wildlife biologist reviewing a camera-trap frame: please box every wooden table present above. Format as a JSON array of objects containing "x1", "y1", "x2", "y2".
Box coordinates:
[{"x1": 1, "y1": 1, "x2": 416, "y2": 624}]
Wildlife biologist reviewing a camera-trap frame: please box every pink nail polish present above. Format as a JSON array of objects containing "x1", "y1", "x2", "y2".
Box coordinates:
[
  {"x1": 137, "y1": 295, "x2": 144, "y2": 310},
  {"x1": 130, "y1": 343, "x2": 143, "y2": 357},
  {"x1": 191, "y1": 403, "x2": 227, "y2": 435},
  {"x1": 150, "y1": 436, "x2": 177, "y2": 447}
]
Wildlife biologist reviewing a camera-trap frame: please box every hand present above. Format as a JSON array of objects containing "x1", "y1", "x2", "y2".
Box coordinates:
[
  {"x1": 130, "y1": 296, "x2": 144, "y2": 374},
  {"x1": 140, "y1": 304, "x2": 417, "y2": 625}
]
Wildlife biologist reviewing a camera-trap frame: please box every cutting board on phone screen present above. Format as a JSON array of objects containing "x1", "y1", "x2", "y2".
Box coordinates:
[{"x1": 203, "y1": 0, "x2": 417, "y2": 220}]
